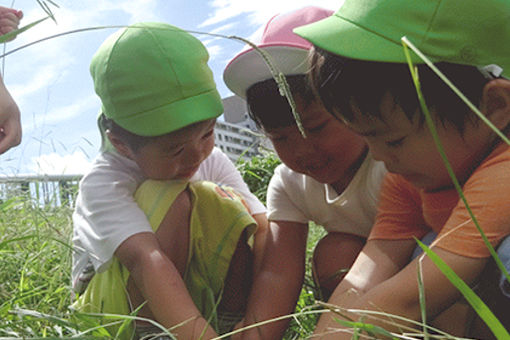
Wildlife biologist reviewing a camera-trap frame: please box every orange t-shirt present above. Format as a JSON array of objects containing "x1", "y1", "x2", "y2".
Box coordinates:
[{"x1": 369, "y1": 143, "x2": 510, "y2": 258}]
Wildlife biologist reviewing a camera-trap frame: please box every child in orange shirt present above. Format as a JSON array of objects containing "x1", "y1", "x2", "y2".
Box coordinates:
[{"x1": 295, "y1": 0, "x2": 510, "y2": 338}]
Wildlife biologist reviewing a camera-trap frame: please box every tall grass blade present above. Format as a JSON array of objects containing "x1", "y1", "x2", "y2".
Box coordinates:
[
  {"x1": 401, "y1": 36, "x2": 510, "y2": 147},
  {"x1": 333, "y1": 318, "x2": 398, "y2": 339},
  {"x1": 36, "y1": 0, "x2": 56, "y2": 23},
  {"x1": 416, "y1": 260, "x2": 429, "y2": 339},
  {"x1": 416, "y1": 240, "x2": 510, "y2": 339},
  {"x1": 0, "y1": 16, "x2": 51, "y2": 44}
]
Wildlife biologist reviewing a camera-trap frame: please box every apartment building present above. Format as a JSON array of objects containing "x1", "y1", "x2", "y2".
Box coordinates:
[{"x1": 214, "y1": 95, "x2": 262, "y2": 162}]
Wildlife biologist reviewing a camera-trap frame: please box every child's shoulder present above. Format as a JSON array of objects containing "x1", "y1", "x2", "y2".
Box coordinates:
[
  {"x1": 480, "y1": 142, "x2": 510, "y2": 169},
  {"x1": 80, "y1": 151, "x2": 142, "y2": 188}
]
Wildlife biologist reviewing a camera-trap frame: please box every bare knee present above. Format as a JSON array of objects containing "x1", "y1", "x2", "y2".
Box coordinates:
[{"x1": 313, "y1": 232, "x2": 365, "y2": 300}]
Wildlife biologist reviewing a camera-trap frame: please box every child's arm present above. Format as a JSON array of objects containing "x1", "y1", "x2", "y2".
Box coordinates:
[
  {"x1": 115, "y1": 232, "x2": 218, "y2": 339},
  {"x1": 250, "y1": 212, "x2": 269, "y2": 278},
  {"x1": 73, "y1": 153, "x2": 154, "y2": 274},
  {"x1": 0, "y1": 75, "x2": 20, "y2": 154},
  {"x1": 313, "y1": 238, "x2": 487, "y2": 339},
  {"x1": 233, "y1": 220, "x2": 308, "y2": 340}
]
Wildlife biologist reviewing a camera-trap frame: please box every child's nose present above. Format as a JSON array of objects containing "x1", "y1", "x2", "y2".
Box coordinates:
[
  {"x1": 367, "y1": 142, "x2": 396, "y2": 165},
  {"x1": 293, "y1": 136, "x2": 316, "y2": 159},
  {"x1": 186, "y1": 145, "x2": 204, "y2": 165}
]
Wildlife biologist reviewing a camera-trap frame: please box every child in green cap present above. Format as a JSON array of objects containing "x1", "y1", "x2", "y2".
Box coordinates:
[
  {"x1": 295, "y1": 0, "x2": 510, "y2": 338},
  {"x1": 71, "y1": 22, "x2": 267, "y2": 340}
]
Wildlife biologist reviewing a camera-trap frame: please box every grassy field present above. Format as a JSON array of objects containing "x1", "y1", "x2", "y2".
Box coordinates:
[
  {"x1": 0, "y1": 193, "x2": 325, "y2": 339},
  {"x1": 0, "y1": 153, "x2": 327, "y2": 339},
  {"x1": 1, "y1": 152, "x2": 506, "y2": 339}
]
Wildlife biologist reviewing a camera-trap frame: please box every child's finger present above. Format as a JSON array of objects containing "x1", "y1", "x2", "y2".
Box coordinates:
[
  {"x1": 0, "y1": 12, "x2": 21, "y2": 38},
  {"x1": 0, "y1": 13, "x2": 21, "y2": 25},
  {"x1": 0, "y1": 6, "x2": 20, "y2": 15}
]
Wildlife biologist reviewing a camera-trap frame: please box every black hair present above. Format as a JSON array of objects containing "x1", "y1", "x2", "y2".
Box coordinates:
[
  {"x1": 246, "y1": 74, "x2": 316, "y2": 130},
  {"x1": 308, "y1": 47, "x2": 491, "y2": 133},
  {"x1": 99, "y1": 114, "x2": 157, "y2": 152}
]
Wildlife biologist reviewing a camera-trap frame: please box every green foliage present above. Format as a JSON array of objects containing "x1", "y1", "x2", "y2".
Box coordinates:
[
  {"x1": 0, "y1": 153, "x2": 325, "y2": 338},
  {"x1": 236, "y1": 149, "x2": 281, "y2": 205},
  {"x1": 0, "y1": 196, "x2": 76, "y2": 338},
  {"x1": 416, "y1": 240, "x2": 510, "y2": 338}
]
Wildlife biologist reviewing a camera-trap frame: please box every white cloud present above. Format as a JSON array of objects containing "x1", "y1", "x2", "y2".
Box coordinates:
[
  {"x1": 201, "y1": 0, "x2": 342, "y2": 28},
  {"x1": 8, "y1": 62, "x2": 70, "y2": 105},
  {"x1": 29, "y1": 150, "x2": 92, "y2": 175},
  {"x1": 21, "y1": 94, "x2": 99, "y2": 134},
  {"x1": 206, "y1": 44, "x2": 222, "y2": 59},
  {"x1": 5, "y1": 0, "x2": 163, "y2": 117},
  {"x1": 207, "y1": 22, "x2": 236, "y2": 35}
]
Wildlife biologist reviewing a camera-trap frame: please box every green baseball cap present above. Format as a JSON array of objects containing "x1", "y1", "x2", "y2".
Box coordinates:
[
  {"x1": 90, "y1": 22, "x2": 223, "y2": 136},
  {"x1": 294, "y1": 0, "x2": 510, "y2": 78}
]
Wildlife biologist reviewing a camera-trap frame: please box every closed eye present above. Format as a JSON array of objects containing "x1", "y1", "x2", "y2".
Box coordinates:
[
  {"x1": 202, "y1": 129, "x2": 214, "y2": 139},
  {"x1": 306, "y1": 122, "x2": 327, "y2": 133},
  {"x1": 171, "y1": 147, "x2": 184, "y2": 157},
  {"x1": 385, "y1": 136, "x2": 406, "y2": 148}
]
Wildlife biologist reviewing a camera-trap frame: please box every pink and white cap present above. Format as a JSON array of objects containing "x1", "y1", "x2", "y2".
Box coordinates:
[{"x1": 223, "y1": 6, "x2": 334, "y2": 99}]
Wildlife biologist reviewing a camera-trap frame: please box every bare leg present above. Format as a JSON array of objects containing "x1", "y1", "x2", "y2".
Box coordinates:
[
  {"x1": 126, "y1": 188, "x2": 192, "y2": 324},
  {"x1": 312, "y1": 232, "x2": 365, "y2": 301},
  {"x1": 219, "y1": 230, "x2": 254, "y2": 313}
]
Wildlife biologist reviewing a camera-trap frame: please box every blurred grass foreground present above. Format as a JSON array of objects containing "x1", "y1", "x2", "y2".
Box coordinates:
[{"x1": 0, "y1": 153, "x2": 326, "y2": 339}]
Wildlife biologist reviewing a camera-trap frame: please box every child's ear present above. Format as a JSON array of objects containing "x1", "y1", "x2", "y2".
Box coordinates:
[
  {"x1": 106, "y1": 130, "x2": 135, "y2": 159},
  {"x1": 482, "y1": 78, "x2": 510, "y2": 130}
]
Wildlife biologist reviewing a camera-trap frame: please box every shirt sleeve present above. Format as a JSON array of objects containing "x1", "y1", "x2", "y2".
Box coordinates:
[
  {"x1": 72, "y1": 152, "x2": 151, "y2": 273},
  {"x1": 266, "y1": 164, "x2": 309, "y2": 223},
  {"x1": 436, "y1": 152, "x2": 510, "y2": 258},
  {"x1": 196, "y1": 147, "x2": 266, "y2": 215},
  {"x1": 369, "y1": 173, "x2": 429, "y2": 241}
]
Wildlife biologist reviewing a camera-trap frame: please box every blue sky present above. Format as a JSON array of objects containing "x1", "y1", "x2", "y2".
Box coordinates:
[{"x1": 0, "y1": 0, "x2": 339, "y2": 175}]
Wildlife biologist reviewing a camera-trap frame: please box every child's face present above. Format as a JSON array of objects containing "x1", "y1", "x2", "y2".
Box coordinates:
[
  {"x1": 127, "y1": 119, "x2": 216, "y2": 180},
  {"x1": 345, "y1": 93, "x2": 494, "y2": 191},
  {"x1": 264, "y1": 97, "x2": 366, "y2": 190}
]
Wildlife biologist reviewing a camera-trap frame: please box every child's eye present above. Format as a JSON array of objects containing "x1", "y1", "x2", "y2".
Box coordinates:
[
  {"x1": 202, "y1": 130, "x2": 214, "y2": 139},
  {"x1": 385, "y1": 136, "x2": 406, "y2": 148},
  {"x1": 270, "y1": 135, "x2": 287, "y2": 142},
  {"x1": 306, "y1": 122, "x2": 327, "y2": 133},
  {"x1": 171, "y1": 147, "x2": 184, "y2": 157}
]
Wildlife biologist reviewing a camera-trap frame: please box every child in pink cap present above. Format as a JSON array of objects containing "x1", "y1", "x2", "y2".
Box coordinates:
[{"x1": 224, "y1": 6, "x2": 386, "y2": 339}]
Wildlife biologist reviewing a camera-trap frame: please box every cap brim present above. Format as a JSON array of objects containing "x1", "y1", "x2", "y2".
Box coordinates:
[
  {"x1": 224, "y1": 45, "x2": 310, "y2": 99},
  {"x1": 111, "y1": 89, "x2": 223, "y2": 136},
  {"x1": 294, "y1": 14, "x2": 424, "y2": 65}
]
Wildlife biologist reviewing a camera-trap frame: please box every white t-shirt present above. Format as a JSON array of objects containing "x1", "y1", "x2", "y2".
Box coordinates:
[
  {"x1": 267, "y1": 154, "x2": 386, "y2": 237},
  {"x1": 72, "y1": 147, "x2": 266, "y2": 287}
]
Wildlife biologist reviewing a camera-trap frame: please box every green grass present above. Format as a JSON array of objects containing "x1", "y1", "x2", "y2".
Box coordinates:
[
  {"x1": 0, "y1": 196, "x2": 77, "y2": 338},
  {"x1": 0, "y1": 153, "x2": 326, "y2": 339},
  {"x1": 2, "y1": 151, "x2": 504, "y2": 339}
]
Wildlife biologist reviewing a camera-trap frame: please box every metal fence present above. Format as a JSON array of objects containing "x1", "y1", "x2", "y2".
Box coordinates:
[{"x1": 0, "y1": 174, "x2": 82, "y2": 208}]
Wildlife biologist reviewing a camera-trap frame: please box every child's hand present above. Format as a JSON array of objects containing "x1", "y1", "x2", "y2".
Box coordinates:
[
  {"x1": 0, "y1": 6, "x2": 23, "y2": 41},
  {"x1": 0, "y1": 79, "x2": 21, "y2": 154}
]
